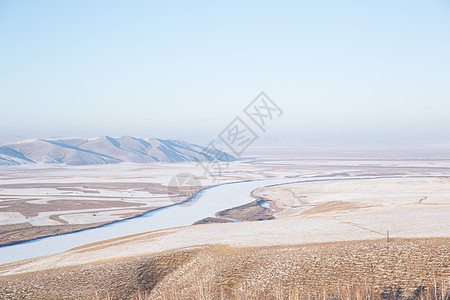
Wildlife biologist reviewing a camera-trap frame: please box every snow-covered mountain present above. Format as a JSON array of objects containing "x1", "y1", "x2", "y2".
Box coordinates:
[{"x1": 0, "y1": 136, "x2": 235, "y2": 166}]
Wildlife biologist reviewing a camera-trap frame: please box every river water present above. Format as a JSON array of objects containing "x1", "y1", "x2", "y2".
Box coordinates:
[{"x1": 0, "y1": 175, "x2": 414, "y2": 264}]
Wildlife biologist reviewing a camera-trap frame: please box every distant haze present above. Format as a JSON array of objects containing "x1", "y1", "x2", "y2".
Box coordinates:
[{"x1": 1, "y1": 1, "x2": 449, "y2": 142}]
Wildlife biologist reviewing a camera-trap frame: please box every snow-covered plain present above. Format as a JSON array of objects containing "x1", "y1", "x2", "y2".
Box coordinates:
[
  {"x1": 0, "y1": 162, "x2": 282, "y2": 226},
  {"x1": 0, "y1": 155, "x2": 449, "y2": 274},
  {"x1": 1, "y1": 174, "x2": 449, "y2": 275},
  {"x1": 255, "y1": 177, "x2": 450, "y2": 218}
]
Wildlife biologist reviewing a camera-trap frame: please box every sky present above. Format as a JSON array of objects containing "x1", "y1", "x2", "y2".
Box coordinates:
[{"x1": 1, "y1": 0, "x2": 449, "y2": 143}]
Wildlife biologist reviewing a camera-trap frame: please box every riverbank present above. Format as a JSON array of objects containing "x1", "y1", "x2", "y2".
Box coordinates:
[
  {"x1": 1, "y1": 173, "x2": 449, "y2": 274},
  {"x1": 0, "y1": 187, "x2": 204, "y2": 247},
  {"x1": 0, "y1": 177, "x2": 305, "y2": 264},
  {"x1": 0, "y1": 162, "x2": 282, "y2": 248}
]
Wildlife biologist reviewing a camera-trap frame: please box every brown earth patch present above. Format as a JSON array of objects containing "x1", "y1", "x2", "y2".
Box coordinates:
[
  {"x1": 48, "y1": 214, "x2": 68, "y2": 224},
  {"x1": 0, "y1": 222, "x2": 109, "y2": 247},
  {"x1": 215, "y1": 200, "x2": 274, "y2": 222},
  {"x1": 193, "y1": 217, "x2": 233, "y2": 225},
  {"x1": 301, "y1": 200, "x2": 368, "y2": 216},
  {"x1": 0, "y1": 199, "x2": 145, "y2": 218},
  {"x1": 0, "y1": 182, "x2": 170, "y2": 194}
]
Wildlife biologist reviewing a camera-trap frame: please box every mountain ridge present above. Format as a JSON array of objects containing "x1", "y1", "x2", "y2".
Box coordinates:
[{"x1": 0, "y1": 136, "x2": 235, "y2": 166}]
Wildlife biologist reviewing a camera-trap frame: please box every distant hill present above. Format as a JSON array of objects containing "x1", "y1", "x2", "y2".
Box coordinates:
[{"x1": 0, "y1": 136, "x2": 235, "y2": 166}]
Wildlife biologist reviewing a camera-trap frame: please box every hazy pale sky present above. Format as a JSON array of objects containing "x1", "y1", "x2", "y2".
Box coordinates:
[{"x1": 1, "y1": 0, "x2": 449, "y2": 142}]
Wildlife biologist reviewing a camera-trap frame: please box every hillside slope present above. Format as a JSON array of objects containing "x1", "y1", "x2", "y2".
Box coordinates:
[
  {"x1": 1, "y1": 239, "x2": 449, "y2": 299},
  {"x1": 0, "y1": 136, "x2": 235, "y2": 166}
]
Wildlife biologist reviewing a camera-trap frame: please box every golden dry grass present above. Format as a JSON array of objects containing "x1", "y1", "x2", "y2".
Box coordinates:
[{"x1": 1, "y1": 238, "x2": 449, "y2": 299}]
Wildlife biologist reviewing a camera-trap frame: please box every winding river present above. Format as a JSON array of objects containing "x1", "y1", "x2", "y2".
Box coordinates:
[{"x1": 0, "y1": 175, "x2": 420, "y2": 264}]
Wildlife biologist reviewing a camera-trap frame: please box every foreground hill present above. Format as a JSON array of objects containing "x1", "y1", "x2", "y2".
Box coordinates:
[
  {"x1": 0, "y1": 238, "x2": 448, "y2": 299},
  {"x1": 0, "y1": 136, "x2": 235, "y2": 166}
]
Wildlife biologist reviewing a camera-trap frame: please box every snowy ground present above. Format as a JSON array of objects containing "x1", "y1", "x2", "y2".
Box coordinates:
[
  {"x1": 254, "y1": 177, "x2": 450, "y2": 218},
  {"x1": 0, "y1": 162, "x2": 275, "y2": 226},
  {"x1": 0, "y1": 154, "x2": 449, "y2": 274},
  {"x1": 1, "y1": 158, "x2": 447, "y2": 227},
  {"x1": 2, "y1": 182, "x2": 449, "y2": 276}
]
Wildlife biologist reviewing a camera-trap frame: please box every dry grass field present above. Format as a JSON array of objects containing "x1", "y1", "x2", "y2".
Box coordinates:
[{"x1": 0, "y1": 238, "x2": 448, "y2": 299}]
